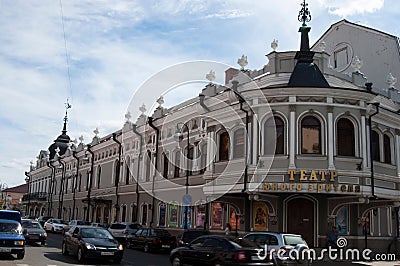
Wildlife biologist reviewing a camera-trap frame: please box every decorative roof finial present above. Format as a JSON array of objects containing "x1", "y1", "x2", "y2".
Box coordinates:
[
  {"x1": 93, "y1": 127, "x2": 99, "y2": 137},
  {"x1": 156, "y1": 96, "x2": 164, "y2": 107},
  {"x1": 386, "y1": 73, "x2": 397, "y2": 88},
  {"x1": 125, "y1": 111, "x2": 132, "y2": 122},
  {"x1": 62, "y1": 98, "x2": 72, "y2": 135},
  {"x1": 237, "y1": 55, "x2": 248, "y2": 70},
  {"x1": 206, "y1": 70, "x2": 216, "y2": 83},
  {"x1": 271, "y1": 39, "x2": 278, "y2": 51},
  {"x1": 298, "y1": 0, "x2": 311, "y2": 27}
]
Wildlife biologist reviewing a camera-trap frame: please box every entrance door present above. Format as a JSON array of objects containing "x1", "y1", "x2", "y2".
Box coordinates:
[{"x1": 286, "y1": 197, "x2": 315, "y2": 247}]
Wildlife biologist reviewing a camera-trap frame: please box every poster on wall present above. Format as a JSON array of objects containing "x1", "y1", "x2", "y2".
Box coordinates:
[
  {"x1": 159, "y1": 204, "x2": 166, "y2": 227},
  {"x1": 335, "y1": 206, "x2": 348, "y2": 235},
  {"x1": 211, "y1": 202, "x2": 223, "y2": 229},
  {"x1": 169, "y1": 205, "x2": 178, "y2": 227},
  {"x1": 181, "y1": 206, "x2": 191, "y2": 228},
  {"x1": 229, "y1": 205, "x2": 237, "y2": 230},
  {"x1": 196, "y1": 205, "x2": 206, "y2": 228},
  {"x1": 253, "y1": 202, "x2": 267, "y2": 231}
]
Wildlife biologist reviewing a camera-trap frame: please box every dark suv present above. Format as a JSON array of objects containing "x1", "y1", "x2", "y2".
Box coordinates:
[{"x1": 177, "y1": 230, "x2": 209, "y2": 247}]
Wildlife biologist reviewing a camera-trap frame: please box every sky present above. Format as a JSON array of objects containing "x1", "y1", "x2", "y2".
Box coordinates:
[{"x1": 0, "y1": 0, "x2": 399, "y2": 187}]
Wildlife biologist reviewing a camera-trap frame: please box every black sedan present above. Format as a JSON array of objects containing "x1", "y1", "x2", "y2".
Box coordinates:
[
  {"x1": 127, "y1": 228, "x2": 177, "y2": 252},
  {"x1": 170, "y1": 235, "x2": 274, "y2": 266},
  {"x1": 62, "y1": 226, "x2": 124, "y2": 264},
  {"x1": 21, "y1": 219, "x2": 47, "y2": 245}
]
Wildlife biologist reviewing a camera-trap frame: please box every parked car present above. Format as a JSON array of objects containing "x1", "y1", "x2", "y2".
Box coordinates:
[
  {"x1": 22, "y1": 215, "x2": 37, "y2": 221},
  {"x1": 44, "y1": 218, "x2": 68, "y2": 233},
  {"x1": 21, "y1": 219, "x2": 47, "y2": 245},
  {"x1": 63, "y1": 220, "x2": 91, "y2": 234},
  {"x1": 0, "y1": 210, "x2": 22, "y2": 223},
  {"x1": 0, "y1": 219, "x2": 25, "y2": 259},
  {"x1": 91, "y1": 222, "x2": 108, "y2": 228},
  {"x1": 242, "y1": 232, "x2": 312, "y2": 266},
  {"x1": 108, "y1": 222, "x2": 142, "y2": 243},
  {"x1": 170, "y1": 235, "x2": 273, "y2": 266},
  {"x1": 37, "y1": 216, "x2": 52, "y2": 227},
  {"x1": 177, "y1": 229, "x2": 209, "y2": 247},
  {"x1": 127, "y1": 228, "x2": 177, "y2": 252},
  {"x1": 62, "y1": 225, "x2": 124, "y2": 263}
]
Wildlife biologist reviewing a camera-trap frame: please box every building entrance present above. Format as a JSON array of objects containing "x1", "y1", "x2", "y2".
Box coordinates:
[{"x1": 286, "y1": 197, "x2": 315, "y2": 247}]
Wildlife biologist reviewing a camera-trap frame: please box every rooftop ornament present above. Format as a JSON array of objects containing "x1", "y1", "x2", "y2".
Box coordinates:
[
  {"x1": 351, "y1": 56, "x2": 363, "y2": 73},
  {"x1": 271, "y1": 39, "x2": 278, "y2": 52},
  {"x1": 156, "y1": 96, "x2": 164, "y2": 107},
  {"x1": 237, "y1": 54, "x2": 248, "y2": 70},
  {"x1": 206, "y1": 70, "x2": 216, "y2": 84},
  {"x1": 139, "y1": 103, "x2": 147, "y2": 115},
  {"x1": 125, "y1": 111, "x2": 132, "y2": 122},
  {"x1": 386, "y1": 73, "x2": 397, "y2": 88},
  {"x1": 298, "y1": 0, "x2": 311, "y2": 28}
]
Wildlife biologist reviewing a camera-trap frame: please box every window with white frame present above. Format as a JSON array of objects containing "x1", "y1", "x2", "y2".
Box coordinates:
[{"x1": 301, "y1": 116, "x2": 321, "y2": 154}]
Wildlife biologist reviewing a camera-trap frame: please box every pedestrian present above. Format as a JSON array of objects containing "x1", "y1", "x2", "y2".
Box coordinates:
[
  {"x1": 224, "y1": 223, "x2": 231, "y2": 237},
  {"x1": 326, "y1": 225, "x2": 338, "y2": 247}
]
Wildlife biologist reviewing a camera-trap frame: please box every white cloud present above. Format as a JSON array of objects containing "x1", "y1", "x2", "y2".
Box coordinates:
[{"x1": 318, "y1": 0, "x2": 384, "y2": 16}]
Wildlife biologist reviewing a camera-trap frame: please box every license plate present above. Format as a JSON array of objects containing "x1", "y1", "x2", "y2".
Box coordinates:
[
  {"x1": 101, "y1": 252, "x2": 114, "y2": 256},
  {"x1": 0, "y1": 248, "x2": 11, "y2": 252},
  {"x1": 161, "y1": 245, "x2": 170, "y2": 249},
  {"x1": 30, "y1": 236, "x2": 39, "y2": 239}
]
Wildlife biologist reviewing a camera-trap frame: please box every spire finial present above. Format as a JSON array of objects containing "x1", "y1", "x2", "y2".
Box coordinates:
[
  {"x1": 298, "y1": 0, "x2": 311, "y2": 27},
  {"x1": 62, "y1": 98, "x2": 72, "y2": 135}
]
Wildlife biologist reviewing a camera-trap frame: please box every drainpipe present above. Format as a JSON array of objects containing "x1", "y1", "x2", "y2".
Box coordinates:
[
  {"x1": 58, "y1": 159, "x2": 66, "y2": 219},
  {"x1": 86, "y1": 144, "x2": 94, "y2": 222},
  {"x1": 46, "y1": 161, "x2": 55, "y2": 217},
  {"x1": 132, "y1": 124, "x2": 143, "y2": 222},
  {"x1": 367, "y1": 100, "x2": 380, "y2": 199},
  {"x1": 112, "y1": 133, "x2": 122, "y2": 222},
  {"x1": 199, "y1": 93, "x2": 211, "y2": 112},
  {"x1": 72, "y1": 151, "x2": 80, "y2": 220},
  {"x1": 148, "y1": 117, "x2": 159, "y2": 228}
]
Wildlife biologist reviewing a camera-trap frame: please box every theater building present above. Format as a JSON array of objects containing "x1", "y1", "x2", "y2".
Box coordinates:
[{"x1": 24, "y1": 11, "x2": 400, "y2": 252}]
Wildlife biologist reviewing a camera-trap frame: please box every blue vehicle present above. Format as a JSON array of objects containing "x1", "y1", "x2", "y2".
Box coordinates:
[
  {"x1": 0, "y1": 219, "x2": 25, "y2": 259},
  {"x1": 0, "y1": 210, "x2": 22, "y2": 223}
]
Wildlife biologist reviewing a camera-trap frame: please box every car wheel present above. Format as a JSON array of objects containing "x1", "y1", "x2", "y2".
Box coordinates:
[
  {"x1": 77, "y1": 247, "x2": 85, "y2": 262},
  {"x1": 16, "y1": 253, "x2": 24, "y2": 260},
  {"x1": 144, "y1": 243, "x2": 150, "y2": 253},
  {"x1": 41, "y1": 241, "x2": 46, "y2": 245},
  {"x1": 171, "y1": 256, "x2": 181, "y2": 266},
  {"x1": 62, "y1": 241, "x2": 69, "y2": 255},
  {"x1": 126, "y1": 241, "x2": 132, "y2": 249}
]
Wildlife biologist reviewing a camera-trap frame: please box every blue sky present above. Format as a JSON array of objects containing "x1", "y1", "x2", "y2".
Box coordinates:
[{"x1": 0, "y1": 0, "x2": 398, "y2": 187}]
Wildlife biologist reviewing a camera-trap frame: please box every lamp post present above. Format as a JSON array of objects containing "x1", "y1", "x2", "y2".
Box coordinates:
[
  {"x1": 175, "y1": 122, "x2": 190, "y2": 230},
  {"x1": 24, "y1": 172, "x2": 31, "y2": 216}
]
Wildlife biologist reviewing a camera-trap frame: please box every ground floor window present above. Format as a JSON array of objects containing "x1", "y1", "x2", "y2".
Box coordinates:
[
  {"x1": 168, "y1": 204, "x2": 178, "y2": 227},
  {"x1": 253, "y1": 202, "x2": 268, "y2": 231}
]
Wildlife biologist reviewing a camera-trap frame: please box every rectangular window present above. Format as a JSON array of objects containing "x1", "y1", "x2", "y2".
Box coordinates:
[{"x1": 334, "y1": 47, "x2": 348, "y2": 69}]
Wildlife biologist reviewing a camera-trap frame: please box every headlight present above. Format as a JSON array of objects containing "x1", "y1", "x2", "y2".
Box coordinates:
[
  {"x1": 85, "y1": 243, "x2": 96, "y2": 250},
  {"x1": 118, "y1": 244, "x2": 124, "y2": 251},
  {"x1": 43, "y1": 232, "x2": 48, "y2": 237},
  {"x1": 14, "y1": 241, "x2": 24, "y2": 246}
]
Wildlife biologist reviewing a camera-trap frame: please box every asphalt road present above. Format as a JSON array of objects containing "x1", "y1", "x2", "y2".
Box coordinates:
[{"x1": 0, "y1": 232, "x2": 171, "y2": 266}]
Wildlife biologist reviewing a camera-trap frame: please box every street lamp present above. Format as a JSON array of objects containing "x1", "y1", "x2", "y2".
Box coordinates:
[
  {"x1": 24, "y1": 172, "x2": 31, "y2": 216},
  {"x1": 175, "y1": 122, "x2": 190, "y2": 230}
]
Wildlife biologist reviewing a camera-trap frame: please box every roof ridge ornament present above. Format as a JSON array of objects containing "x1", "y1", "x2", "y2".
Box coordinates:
[{"x1": 298, "y1": 0, "x2": 311, "y2": 27}]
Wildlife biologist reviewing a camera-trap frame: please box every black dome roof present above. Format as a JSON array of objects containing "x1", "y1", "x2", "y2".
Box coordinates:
[{"x1": 48, "y1": 115, "x2": 71, "y2": 160}]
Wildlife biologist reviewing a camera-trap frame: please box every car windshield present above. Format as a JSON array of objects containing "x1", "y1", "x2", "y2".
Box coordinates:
[
  {"x1": 182, "y1": 231, "x2": 206, "y2": 241},
  {"x1": 283, "y1": 235, "x2": 306, "y2": 246},
  {"x1": 0, "y1": 222, "x2": 20, "y2": 233},
  {"x1": 53, "y1": 219, "x2": 66, "y2": 224},
  {"x1": 22, "y1": 221, "x2": 42, "y2": 229},
  {"x1": 110, "y1": 224, "x2": 126, "y2": 229},
  {"x1": 81, "y1": 228, "x2": 113, "y2": 239}
]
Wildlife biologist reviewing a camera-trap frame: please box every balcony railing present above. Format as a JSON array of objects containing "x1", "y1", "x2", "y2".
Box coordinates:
[{"x1": 22, "y1": 192, "x2": 48, "y2": 203}]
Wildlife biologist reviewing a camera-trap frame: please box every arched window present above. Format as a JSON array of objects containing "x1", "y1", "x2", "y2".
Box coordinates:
[
  {"x1": 383, "y1": 134, "x2": 391, "y2": 164},
  {"x1": 146, "y1": 152, "x2": 151, "y2": 182},
  {"x1": 121, "y1": 205, "x2": 127, "y2": 222},
  {"x1": 337, "y1": 118, "x2": 355, "y2": 156},
  {"x1": 131, "y1": 205, "x2": 137, "y2": 222},
  {"x1": 199, "y1": 144, "x2": 207, "y2": 174},
  {"x1": 174, "y1": 151, "x2": 180, "y2": 178},
  {"x1": 301, "y1": 116, "x2": 321, "y2": 154},
  {"x1": 163, "y1": 153, "x2": 169, "y2": 179},
  {"x1": 371, "y1": 131, "x2": 380, "y2": 161},
  {"x1": 219, "y1": 131, "x2": 230, "y2": 161},
  {"x1": 97, "y1": 166, "x2": 102, "y2": 188},
  {"x1": 264, "y1": 116, "x2": 284, "y2": 155},
  {"x1": 233, "y1": 128, "x2": 245, "y2": 158},
  {"x1": 125, "y1": 158, "x2": 130, "y2": 185}
]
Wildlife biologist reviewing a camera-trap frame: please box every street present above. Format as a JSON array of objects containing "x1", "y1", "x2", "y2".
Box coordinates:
[
  {"x1": 0, "y1": 232, "x2": 170, "y2": 266},
  {"x1": 0, "y1": 233, "x2": 397, "y2": 266}
]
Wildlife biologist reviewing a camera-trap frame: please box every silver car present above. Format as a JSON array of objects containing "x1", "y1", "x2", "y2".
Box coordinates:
[
  {"x1": 108, "y1": 222, "x2": 142, "y2": 243},
  {"x1": 242, "y1": 232, "x2": 312, "y2": 265}
]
